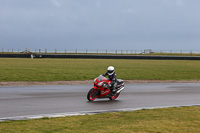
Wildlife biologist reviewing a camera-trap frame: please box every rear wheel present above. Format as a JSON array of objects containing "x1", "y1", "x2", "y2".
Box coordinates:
[
  {"x1": 109, "y1": 93, "x2": 120, "y2": 100},
  {"x1": 87, "y1": 88, "x2": 98, "y2": 101}
]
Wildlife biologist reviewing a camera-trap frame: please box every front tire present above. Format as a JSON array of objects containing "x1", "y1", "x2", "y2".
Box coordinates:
[
  {"x1": 87, "y1": 88, "x2": 98, "y2": 101},
  {"x1": 109, "y1": 93, "x2": 120, "y2": 100}
]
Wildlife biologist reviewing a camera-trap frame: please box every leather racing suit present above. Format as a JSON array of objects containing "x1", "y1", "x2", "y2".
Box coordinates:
[{"x1": 102, "y1": 72, "x2": 117, "y2": 94}]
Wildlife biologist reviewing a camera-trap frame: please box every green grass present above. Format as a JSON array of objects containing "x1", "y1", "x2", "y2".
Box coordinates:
[
  {"x1": 0, "y1": 106, "x2": 200, "y2": 133},
  {"x1": 0, "y1": 58, "x2": 200, "y2": 81}
]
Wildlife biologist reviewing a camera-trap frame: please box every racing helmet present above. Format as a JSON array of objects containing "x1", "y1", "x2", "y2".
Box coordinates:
[{"x1": 107, "y1": 66, "x2": 115, "y2": 76}]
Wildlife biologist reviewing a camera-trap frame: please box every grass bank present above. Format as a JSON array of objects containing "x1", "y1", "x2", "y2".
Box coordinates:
[
  {"x1": 0, "y1": 58, "x2": 200, "y2": 81},
  {"x1": 0, "y1": 106, "x2": 200, "y2": 132}
]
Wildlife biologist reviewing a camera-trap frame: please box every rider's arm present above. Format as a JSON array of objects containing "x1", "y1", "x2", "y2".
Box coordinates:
[{"x1": 102, "y1": 72, "x2": 108, "y2": 77}]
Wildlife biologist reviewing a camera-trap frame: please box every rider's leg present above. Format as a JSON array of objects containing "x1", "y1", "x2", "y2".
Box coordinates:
[{"x1": 111, "y1": 82, "x2": 117, "y2": 94}]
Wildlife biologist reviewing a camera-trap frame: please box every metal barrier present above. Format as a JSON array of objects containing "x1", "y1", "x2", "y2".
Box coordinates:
[
  {"x1": 0, "y1": 54, "x2": 31, "y2": 58},
  {"x1": 1, "y1": 54, "x2": 200, "y2": 60}
]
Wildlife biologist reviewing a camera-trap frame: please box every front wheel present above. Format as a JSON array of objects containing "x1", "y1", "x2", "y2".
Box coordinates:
[
  {"x1": 109, "y1": 93, "x2": 120, "y2": 100},
  {"x1": 87, "y1": 88, "x2": 98, "y2": 101}
]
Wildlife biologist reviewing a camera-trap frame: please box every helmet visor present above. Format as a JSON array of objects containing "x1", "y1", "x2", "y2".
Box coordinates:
[{"x1": 108, "y1": 70, "x2": 114, "y2": 75}]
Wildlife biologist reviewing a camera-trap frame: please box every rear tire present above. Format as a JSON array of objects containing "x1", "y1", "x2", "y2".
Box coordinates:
[
  {"x1": 109, "y1": 93, "x2": 120, "y2": 100},
  {"x1": 87, "y1": 88, "x2": 98, "y2": 101}
]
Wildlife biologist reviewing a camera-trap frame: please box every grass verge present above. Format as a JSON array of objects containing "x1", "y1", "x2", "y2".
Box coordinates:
[
  {"x1": 0, "y1": 106, "x2": 200, "y2": 132},
  {"x1": 0, "y1": 58, "x2": 200, "y2": 81}
]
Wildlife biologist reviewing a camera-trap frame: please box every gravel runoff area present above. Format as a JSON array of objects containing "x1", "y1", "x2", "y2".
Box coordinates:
[{"x1": 1, "y1": 80, "x2": 200, "y2": 86}]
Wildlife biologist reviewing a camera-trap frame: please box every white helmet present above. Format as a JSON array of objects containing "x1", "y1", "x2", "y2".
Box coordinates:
[{"x1": 107, "y1": 66, "x2": 115, "y2": 76}]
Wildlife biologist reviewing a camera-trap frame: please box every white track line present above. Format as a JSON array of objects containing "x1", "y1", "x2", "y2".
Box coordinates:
[{"x1": 0, "y1": 104, "x2": 200, "y2": 122}]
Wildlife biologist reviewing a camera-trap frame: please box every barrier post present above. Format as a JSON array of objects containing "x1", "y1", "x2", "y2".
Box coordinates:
[{"x1": 31, "y1": 54, "x2": 34, "y2": 59}]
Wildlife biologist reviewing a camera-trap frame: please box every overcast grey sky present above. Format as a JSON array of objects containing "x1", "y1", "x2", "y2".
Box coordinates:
[{"x1": 0, "y1": 0, "x2": 200, "y2": 51}]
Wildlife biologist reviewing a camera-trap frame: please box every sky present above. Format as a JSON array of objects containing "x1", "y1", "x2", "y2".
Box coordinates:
[{"x1": 0, "y1": 0, "x2": 200, "y2": 52}]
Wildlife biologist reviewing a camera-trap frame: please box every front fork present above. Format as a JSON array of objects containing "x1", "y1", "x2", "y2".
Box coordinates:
[{"x1": 93, "y1": 86, "x2": 100, "y2": 96}]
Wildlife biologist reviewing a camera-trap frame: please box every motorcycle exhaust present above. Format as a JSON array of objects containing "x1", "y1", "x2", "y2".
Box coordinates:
[{"x1": 117, "y1": 87, "x2": 125, "y2": 93}]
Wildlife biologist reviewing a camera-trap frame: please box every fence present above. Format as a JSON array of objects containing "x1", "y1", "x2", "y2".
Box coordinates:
[{"x1": 1, "y1": 48, "x2": 200, "y2": 55}]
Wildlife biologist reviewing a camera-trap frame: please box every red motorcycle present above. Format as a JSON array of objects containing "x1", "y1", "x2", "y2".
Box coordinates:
[{"x1": 87, "y1": 75, "x2": 125, "y2": 101}]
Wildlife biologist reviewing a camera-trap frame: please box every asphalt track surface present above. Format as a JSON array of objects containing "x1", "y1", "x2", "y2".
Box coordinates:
[{"x1": 0, "y1": 83, "x2": 200, "y2": 121}]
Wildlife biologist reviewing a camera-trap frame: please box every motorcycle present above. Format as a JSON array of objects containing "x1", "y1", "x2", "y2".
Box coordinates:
[{"x1": 87, "y1": 75, "x2": 125, "y2": 101}]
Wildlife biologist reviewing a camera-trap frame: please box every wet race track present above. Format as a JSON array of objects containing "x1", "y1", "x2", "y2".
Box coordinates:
[{"x1": 0, "y1": 83, "x2": 200, "y2": 120}]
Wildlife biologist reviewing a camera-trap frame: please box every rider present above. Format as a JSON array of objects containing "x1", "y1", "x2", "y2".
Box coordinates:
[{"x1": 102, "y1": 66, "x2": 117, "y2": 95}]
